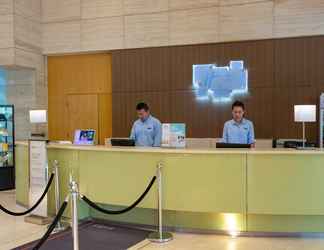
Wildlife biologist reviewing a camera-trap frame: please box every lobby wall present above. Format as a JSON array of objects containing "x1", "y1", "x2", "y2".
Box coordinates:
[
  {"x1": 111, "y1": 36, "x2": 324, "y2": 141},
  {"x1": 0, "y1": 0, "x2": 45, "y2": 139},
  {"x1": 41, "y1": 0, "x2": 324, "y2": 53},
  {"x1": 1, "y1": 0, "x2": 324, "y2": 140},
  {"x1": 39, "y1": 0, "x2": 324, "y2": 141}
]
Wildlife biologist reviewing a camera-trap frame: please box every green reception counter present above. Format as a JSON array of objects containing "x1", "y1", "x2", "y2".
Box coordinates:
[{"x1": 15, "y1": 142, "x2": 324, "y2": 234}]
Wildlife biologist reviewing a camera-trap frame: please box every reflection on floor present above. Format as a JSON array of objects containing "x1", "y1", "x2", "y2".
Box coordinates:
[
  {"x1": 132, "y1": 235, "x2": 324, "y2": 250},
  {"x1": 1, "y1": 191, "x2": 324, "y2": 250},
  {"x1": 0, "y1": 191, "x2": 46, "y2": 250}
]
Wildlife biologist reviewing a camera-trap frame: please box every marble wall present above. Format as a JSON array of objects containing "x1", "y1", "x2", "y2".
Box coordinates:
[
  {"x1": 0, "y1": 0, "x2": 45, "y2": 139},
  {"x1": 41, "y1": 0, "x2": 324, "y2": 54},
  {"x1": 0, "y1": 67, "x2": 36, "y2": 139}
]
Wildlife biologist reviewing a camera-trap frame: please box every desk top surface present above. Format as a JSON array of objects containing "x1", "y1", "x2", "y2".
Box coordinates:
[{"x1": 15, "y1": 141, "x2": 324, "y2": 155}]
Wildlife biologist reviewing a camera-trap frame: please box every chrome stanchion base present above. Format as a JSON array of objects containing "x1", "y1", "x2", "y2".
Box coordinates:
[
  {"x1": 147, "y1": 232, "x2": 173, "y2": 243},
  {"x1": 52, "y1": 221, "x2": 70, "y2": 234}
]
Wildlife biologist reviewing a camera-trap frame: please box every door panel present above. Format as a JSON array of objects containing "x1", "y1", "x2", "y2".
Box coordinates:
[
  {"x1": 48, "y1": 53, "x2": 112, "y2": 144},
  {"x1": 67, "y1": 94, "x2": 99, "y2": 143}
]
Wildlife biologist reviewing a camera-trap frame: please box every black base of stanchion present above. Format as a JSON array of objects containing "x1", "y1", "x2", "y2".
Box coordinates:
[{"x1": 147, "y1": 232, "x2": 173, "y2": 243}]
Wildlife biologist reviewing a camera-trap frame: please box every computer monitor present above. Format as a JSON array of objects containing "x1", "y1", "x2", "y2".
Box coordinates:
[
  {"x1": 73, "y1": 129, "x2": 96, "y2": 145},
  {"x1": 111, "y1": 138, "x2": 135, "y2": 147},
  {"x1": 216, "y1": 142, "x2": 251, "y2": 148}
]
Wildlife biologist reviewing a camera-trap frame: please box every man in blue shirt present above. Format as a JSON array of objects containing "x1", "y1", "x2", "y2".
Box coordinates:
[
  {"x1": 222, "y1": 101, "x2": 255, "y2": 147},
  {"x1": 130, "y1": 102, "x2": 162, "y2": 147}
]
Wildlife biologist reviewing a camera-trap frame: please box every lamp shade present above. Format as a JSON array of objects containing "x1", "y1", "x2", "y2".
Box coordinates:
[
  {"x1": 29, "y1": 110, "x2": 47, "y2": 123},
  {"x1": 294, "y1": 105, "x2": 316, "y2": 122}
]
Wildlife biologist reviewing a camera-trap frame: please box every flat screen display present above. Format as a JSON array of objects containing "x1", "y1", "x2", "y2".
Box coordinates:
[{"x1": 73, "y1": 129, "x2": 96, "y2": 145}]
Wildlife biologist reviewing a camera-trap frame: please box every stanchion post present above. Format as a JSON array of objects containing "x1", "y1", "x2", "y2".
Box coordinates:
[
  {"x1": 69, "y1": 178, "x2": 80, "y2": 250},
  {"x1": 148, "y1": 162, "x2": 173, "y2": 243},
  {"x1": 52, "y1": 160, "x2": 68, "y2": 233}
]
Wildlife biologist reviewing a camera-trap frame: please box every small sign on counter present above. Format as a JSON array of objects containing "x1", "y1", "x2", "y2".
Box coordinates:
[{"x1": 162, "y1": 123, "x2": 186, "y2": 148}]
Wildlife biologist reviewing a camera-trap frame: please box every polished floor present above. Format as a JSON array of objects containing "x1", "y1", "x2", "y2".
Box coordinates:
[
  {"x1": 0, "y1": 191, "x2": 47, "y2": 250},
  {"x1": 1, "y1": 191, "x2": 324, "y2": 250}
]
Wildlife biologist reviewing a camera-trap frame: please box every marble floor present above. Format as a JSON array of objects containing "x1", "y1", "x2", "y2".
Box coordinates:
[
  {"x1": 0, "y1": 190, "x2": 47, "y2": 250},
  {"x1": 132, "y1": 235, "x2": 324, "y2": 250},
  {"x1": 1, "y1": 191, "x2": 324, "y2": 250}
]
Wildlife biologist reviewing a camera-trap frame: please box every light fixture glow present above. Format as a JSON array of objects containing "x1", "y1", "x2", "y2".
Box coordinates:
[
  {"x1": 224, "y1": 214, "x2": 240, "y2": 238},
  {"x1": 193, "y1": 61, "x2": 248, "y2": 103},
  {"x1": 294, "y1": 105, "x2": 316, "y2": 122},
  {"x1": 29, "y1": 110, "x2": 47, "y2": 123}
]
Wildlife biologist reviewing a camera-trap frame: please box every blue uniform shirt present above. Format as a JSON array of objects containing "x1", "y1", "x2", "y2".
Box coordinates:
[
  {"x1": 222, "y1": 118, "x2": 255, "y2": 144},
  {"x1": 130, "y1": 115, "x2": 162, "y2": 147}
]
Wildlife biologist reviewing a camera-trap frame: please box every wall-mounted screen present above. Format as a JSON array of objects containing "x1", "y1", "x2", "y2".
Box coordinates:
[{"x1": 193, "y1": 61, "x2": 248, "y2": 103}]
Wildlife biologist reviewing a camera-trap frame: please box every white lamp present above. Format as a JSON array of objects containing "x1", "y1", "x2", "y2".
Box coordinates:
[
  {"x1": 29, "y1": 110, "x2": 47, "y2": 137},
  {"x1": 294, "y1": 105, "x2": 316, "y2": 148},
  {"x1": 29, "y1": 110, "x2": 47, "y2": 123}
]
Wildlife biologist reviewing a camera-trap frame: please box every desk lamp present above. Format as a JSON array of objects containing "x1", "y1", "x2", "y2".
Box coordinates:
[
  {"x1": 294, "y1": 105, "x2": 316, "y2": 148},
  {"x1": 29, "y1": 110, "x2": 47, "y2": 138}
]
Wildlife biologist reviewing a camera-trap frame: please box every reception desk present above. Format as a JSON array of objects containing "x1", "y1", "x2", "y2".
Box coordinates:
[{"x1": 15, "y1": 142, "x2": 324, "y2": 234}]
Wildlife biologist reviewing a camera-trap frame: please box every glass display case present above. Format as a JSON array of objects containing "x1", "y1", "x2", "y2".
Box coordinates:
[{"x1": 0, "y1": 105, "x2": 15, "y2": 190}]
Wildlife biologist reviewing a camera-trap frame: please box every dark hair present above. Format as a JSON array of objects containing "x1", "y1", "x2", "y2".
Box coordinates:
[
  {"x1": 136, "y1": 102, "x2": 149, "y2": 111},
  {"x1": 232, "y1": 100, "x2": 245, "y2": 110}
]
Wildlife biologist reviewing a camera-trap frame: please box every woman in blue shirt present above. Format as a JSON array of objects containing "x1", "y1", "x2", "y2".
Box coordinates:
[{"x1": 222, "y1": 101, "x2": 255, "y2": 147}]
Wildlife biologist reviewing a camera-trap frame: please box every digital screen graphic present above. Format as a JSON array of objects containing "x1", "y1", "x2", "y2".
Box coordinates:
[
  {"x1": 193, "y1": 61, "x2": 248, "y2": 103},
  {"x1": 73, "y1": 129, "x2": 96, "y2": 145}
]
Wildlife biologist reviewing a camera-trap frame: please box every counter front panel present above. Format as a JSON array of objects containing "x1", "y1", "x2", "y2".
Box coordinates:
[{"x1": 15, "y1": 142, "x2": 324, "y2": 233}]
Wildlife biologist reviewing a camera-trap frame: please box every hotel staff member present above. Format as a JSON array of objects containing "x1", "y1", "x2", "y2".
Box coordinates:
[
  {"x1": 222, "y1": 100, "x2": 255, "y2": 147},
  {"x1": 130, "y1": 102, "x2": 162, "y2": 147}
]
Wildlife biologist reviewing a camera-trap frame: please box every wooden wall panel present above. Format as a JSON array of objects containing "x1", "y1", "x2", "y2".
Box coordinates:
[
  {"x1": 98, "y1": 94, "x2": 113, "y2": 144},
  {"x1": 67, "y1": 94, "x2": 99, "y2": 142},
  {"x1": 275, "y1": 37, "x2": 324, "y2": 88},
  {"x1": 48, "y1": 53, "x2": 112, "y2": 144},
  {"x1": 111, "y1": 36, "x2": 324, "y2": 141},
  {"x1": 48, "y1": 95, "x2": 69, "y2": 139},
  {"x1": 272, "y1": 87, "x2": 318, "y2": 140},
  {"x1": 112, "y1": 92, "x2": 172, "y2": 137},
  {"x1": 112, "y1": 47, "x2": 171, "y2": 93},
  {"x1": 169, "y1": 45, "x2": 202, "y2": 91}
]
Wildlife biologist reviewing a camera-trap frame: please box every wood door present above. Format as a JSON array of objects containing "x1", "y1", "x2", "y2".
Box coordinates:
[
  {"x1": 48, "y1": 53, "x2": 112, "y2": 144},
  {"x1": 67, "y1": 94, "x2": 99, "y2": 143},
  {"x1": 98, "y1": 94, "x2": 112, "y2": 145}
]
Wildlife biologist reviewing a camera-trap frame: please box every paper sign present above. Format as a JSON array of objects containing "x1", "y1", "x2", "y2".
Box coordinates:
[
  {"x1": 29, "y1": 140, "x2": 48, "y2": 217},
  {"x1": 162, "y1": 123, "x2": 186, "y2": 148}
]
